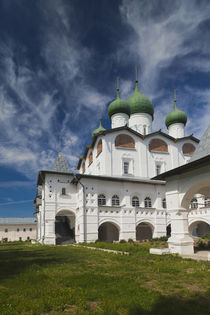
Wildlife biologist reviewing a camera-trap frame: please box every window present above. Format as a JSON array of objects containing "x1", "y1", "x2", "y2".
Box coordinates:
[
  {"x1": 156, "y1": 164, "x2": 161, "y2": 176},
  {"x1": 97, "y1": 139, "x2": 102, "y2": 156},
  {"x1": 27, "y1": 237, "x2": 30, "y2": 240},
  {"x1": 149, "y1": 139, "x2": 168, "y2": 152},
  {"x1": 62, "y1": 187, "x2": 66, "y2": 195},
  {"x1": 132, "y1": 196, "x2": 139, "y2": 207},
  {"x1": 144, "y1": 197, "x2": 152, "y2": 208},
  {"x1": 17, "y1": 228, "x2": 20, "y2": 232},
  {"x1": 82, "y1": 162, "x2": 85, "y2": 174},
  {"x1": 115, "y1": 134, "x2": 135, "y2": 148},
  {"x1": 23, "y1": 228, "x2": 26, "y2": 232},
  {"x1": 205, "y1": 197, "x2": 210, "y2": 207},
  {"x1": 143, "y1": 125, "x2": 147, "y2": 135},
  {"x1": 30, "y1": 228, "x2": 32, "y2": 232},
  {"x1": 191, "y1": 198, "x2": 198, "y2": 209},
  {"x1": 123, "y1": 161, "x2": 129, "y2": 174},
  {"x1": 98, "y1": 194, "x2": 106, "y2": 206},
  {"x1": 89, "y1": 152, "x2": 93, "y2": 165},
  {"x1": 162, "y1": 198, "x2": 167, "y2": 209},
  {"x1": 182, "y1": 143, "x2": 196, "y2": 156},
  {"x1": 4, "y1": 228, "x2": 8, "y2": 233},
  {"x1": 112, "y1": 195, "x2": 120, "y2": 206}
]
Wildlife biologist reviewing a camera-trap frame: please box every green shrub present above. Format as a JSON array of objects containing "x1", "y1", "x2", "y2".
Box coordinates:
[
  {"x1": 119, "y1": 239, "x2": 126, "y2": 243},
  {"x1": 128, "y1": 238, "x2": 134, "y2": 243},
  {"x1": 151, "y1": 236, "x2": 168, "y2": 242},
  {"x1": 201, "y1": 234, "x2": 210, "y2": 240}
]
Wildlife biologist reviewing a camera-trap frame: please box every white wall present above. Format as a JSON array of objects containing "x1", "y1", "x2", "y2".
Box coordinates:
[{"x1": 0, "y1": 224, "x2": 36, "y2": 241}]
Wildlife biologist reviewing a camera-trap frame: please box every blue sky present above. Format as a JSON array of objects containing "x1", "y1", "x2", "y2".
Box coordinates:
[{"x1": 0, "y1": 0, "x2": 210, "y2": 217}]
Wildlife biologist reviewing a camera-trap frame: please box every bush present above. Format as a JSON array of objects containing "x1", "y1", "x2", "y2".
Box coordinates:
[
  {"x1": 128, "y1": 238, "x2": 134, "y2": 243},
  {"x1": 119, "y1": 239, "x2": 126, "y2": 243},
  {"x1": 151, "y1": 236, "x2": 168, "y2": 242},
  {"x1": 201, "y1": 234, "x2": 210, "y2": 240}
]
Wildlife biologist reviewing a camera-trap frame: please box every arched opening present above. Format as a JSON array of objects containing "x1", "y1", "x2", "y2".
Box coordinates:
[
  {"x1": 149, "y1": 138, "x2": 168, "y2": 152},
  {"x1": 115, "y1": 134, "x2": 135, "y2": 148},
  {"x1": 89, "y1": 151, "x2": 93, "y2": 165},
  {"x1": 189, "y1": 221, "x2": 210, "y2": 238},
  {"x1": 182, "y1": 143, "x2": 196, "y2": 156},
  {"x1": 167, "y1": 224, "x2": 171, "y2": 237},
  {"x1": 181, "y1": 180, "x2": 210, "y2": 210},
  {"x1": 97, "y1": 139, "x2": 102, "y2": 156},
  {"x1": 55, "y1": 210, "x2": 75, "y2": 245},
  {"x1": 98, "y1": 222, "x2": 119, "y2": 242},
  {"x1": 136, "y1": 222, "x2": 153, "y2": 241}
]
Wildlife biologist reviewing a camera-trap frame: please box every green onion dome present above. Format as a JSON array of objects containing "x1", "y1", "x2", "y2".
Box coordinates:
[
  {"x1": 165, "y1": 100, "x2": 187, "y2": 129},
  {"x1": 127, "y1": 80, "x2": 154, "y2": 119},
  {"x1": 108, "y1": 89, "x2": 130, "y2": 118},
  {"x1": 92, "y1": 119, "x2": 106, "y2": 138}
]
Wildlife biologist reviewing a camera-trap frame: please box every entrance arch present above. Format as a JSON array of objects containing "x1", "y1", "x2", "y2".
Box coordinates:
[
  {"x1": 98, "y1": 222, "x2": 119, "y2": 242},
  {"x1": 181, "y1": 180, "x2": 210, "y2": 210},
  {"x1": 189, "y1": 220, "x2": 210, "y2": 237},
  {"x1": 55, "y1": 210, "x2": 75, "y2": 245},
  {"x1": 136, "y1": 222, "x2": 154, "y2": 241}
]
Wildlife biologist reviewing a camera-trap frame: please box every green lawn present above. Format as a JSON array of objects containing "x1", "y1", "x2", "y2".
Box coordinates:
[{"x1": 0, "y1": 242, "x2": 210, "y2": 315}]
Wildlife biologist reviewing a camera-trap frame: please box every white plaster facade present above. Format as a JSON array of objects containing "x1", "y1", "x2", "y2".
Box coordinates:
[
  {"x1": 34, "y1": 81, "x2": 210, "y2": 248},
  {"x1": 0, "y1": 218, "x2": 36, "y2": 242},
  {"x1": 34, "y1": 124, "x2": 210, "y2": 246}
]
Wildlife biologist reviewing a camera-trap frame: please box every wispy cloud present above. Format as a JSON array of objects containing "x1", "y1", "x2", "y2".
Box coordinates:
[{"x1": 0, "y1": 199, "x2": 33, "y2": 206}]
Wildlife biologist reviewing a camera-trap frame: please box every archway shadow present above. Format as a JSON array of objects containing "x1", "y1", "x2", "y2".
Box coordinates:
[{"x1": 128, "y1": 295, "x2": 210, "y2": 315}]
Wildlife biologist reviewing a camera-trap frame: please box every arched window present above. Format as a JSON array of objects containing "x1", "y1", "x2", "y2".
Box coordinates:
[
  {"x1": 162, "y1": 198, "x2": 167, "y2": 209},
  {"x1": 205, "y1": 197, "x2": 210, "y2": 207},
  {"x1": 82, "y1": 163, "x2": 85, "y2": 173},
  {"x1": 143, "y1": 125, "x2": 147, "y2": 135},
  {"x1": 191, "y1": 198, "x2": 198, "y2": 209},
  {"x1": 144, "y1": 197, "x2": 152, "y2": 208},
  {"x1": 132, "y1": 196, "x2": 139, "y2": 207},
  {"x1": 115, "y1": 134, "x2": 135, "y2": 148},
  {"x1": 82, "y1": 162, "x2": 85, "y2": 174},
  {"x1": 182, "y1": 143, "x2": 196, "y2": 156},
  {"x1": 112, "y1": 195, "x2": 120, "y2": 206},
  {"x1": 89, "y1": 152, "x2": 93, "y2": 165},
  {"x1": 97, "y1": 139, "x2": 102, "y2": 156},
  {"x1": 149, "y1": 139, "x2": 168, "y2": 152},
  {"x1": 98, "y1": 194, "x2": 106, "y2": 206},
  {"x1": 61, "y1": 188, "x2": 66, "y2": 195}
]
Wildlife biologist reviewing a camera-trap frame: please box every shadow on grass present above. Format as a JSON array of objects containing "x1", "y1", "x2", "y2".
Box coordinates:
[
  {"x1": 128, "y1": 295, "x2": 210, "y2": 315},
  {"x1": 0, "y1": 244, "x2": 82, "y2": 281}
]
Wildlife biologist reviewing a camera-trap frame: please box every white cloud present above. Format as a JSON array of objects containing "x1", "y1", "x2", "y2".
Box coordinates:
[{"x1": 120, "y1": 0, "x2": 210, "y2": 92}]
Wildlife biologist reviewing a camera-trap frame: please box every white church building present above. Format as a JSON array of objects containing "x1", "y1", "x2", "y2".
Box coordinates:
[{"x1": 34, "y1": 79, "x2": 210, "y2": 250}]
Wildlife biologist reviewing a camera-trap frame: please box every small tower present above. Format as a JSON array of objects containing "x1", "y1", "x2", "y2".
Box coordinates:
[
  {"x1": 165, "y1": 94, "x2": 187, "y2": 138},
  {"x1": 92, "y1": 119, "x2": 106, "y2": 138},
  {"x1": 108, "y1": 82, "x2": 130, "y2": 129},
  {"x1": 127, "y1": 80, "x2": 154, "y2": 135}
]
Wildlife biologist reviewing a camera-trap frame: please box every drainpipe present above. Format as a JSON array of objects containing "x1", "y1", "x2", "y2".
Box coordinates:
[{"x1": 73, "y1": 175, "x2": 87, "y2": 242}]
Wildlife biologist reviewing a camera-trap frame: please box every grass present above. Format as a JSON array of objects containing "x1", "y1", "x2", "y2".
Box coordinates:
[{"x1": 0, "y1": 242, "x2": 209, "y2": 314}]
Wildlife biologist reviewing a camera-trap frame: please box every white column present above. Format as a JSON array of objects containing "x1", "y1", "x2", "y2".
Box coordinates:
[{"x1": 168, "y1": 207, "x2": 194, "y2": 255}]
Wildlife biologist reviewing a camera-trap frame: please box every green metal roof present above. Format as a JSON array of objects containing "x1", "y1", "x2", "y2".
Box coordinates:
[
  {"x1": 92, "y1": 119, "x2": 106, "y2": 138},
  {"x1": 127, "y1": 80, "x2": 154, "y2": 119},
  {"x1": 165, "y1": 100, "x2": 187, "y2": 128},
  {"x1": 108, "y1": 89, "x2": 130, "y2": 118}
]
